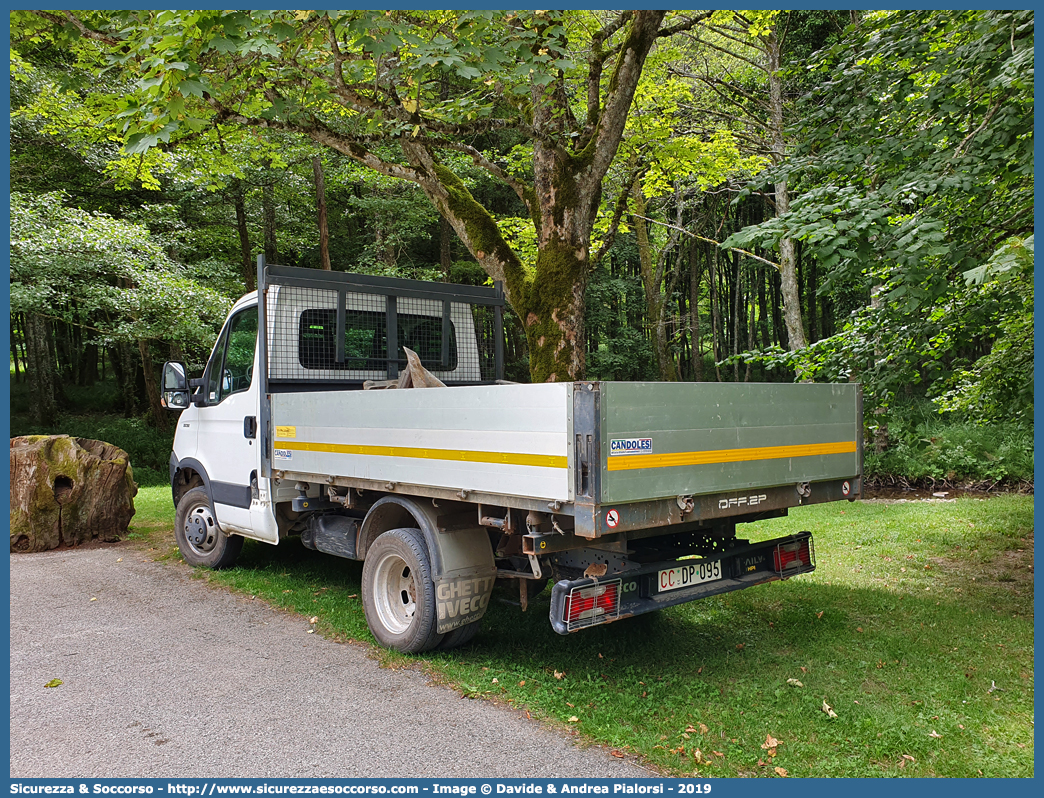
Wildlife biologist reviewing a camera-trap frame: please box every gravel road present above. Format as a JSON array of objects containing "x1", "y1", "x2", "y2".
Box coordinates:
[{"x1": 10, "y1": 545, "x2": 650, "y2": 779}]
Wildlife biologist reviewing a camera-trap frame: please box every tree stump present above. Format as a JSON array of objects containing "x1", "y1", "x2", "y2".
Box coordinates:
[{"x1": 10, "y1": 435, "x2": 138, "y2": 552}]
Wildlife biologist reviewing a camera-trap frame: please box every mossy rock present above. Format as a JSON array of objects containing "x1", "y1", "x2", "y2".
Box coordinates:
[{"x1": 10, "y1": 435, "x2": 138, "y2": 552}]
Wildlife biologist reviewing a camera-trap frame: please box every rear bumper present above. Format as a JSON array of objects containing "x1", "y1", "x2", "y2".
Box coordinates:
[{"x1": 548, "y1": 532, "x2": 815, "y2": 634}]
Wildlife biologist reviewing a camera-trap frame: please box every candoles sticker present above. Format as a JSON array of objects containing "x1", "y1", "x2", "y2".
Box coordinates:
[{"x1": 609, "y1": 437, "x2": 653, "y2": 456}]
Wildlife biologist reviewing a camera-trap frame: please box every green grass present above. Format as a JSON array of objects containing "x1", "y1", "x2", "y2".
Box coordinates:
[{"x1": 130, "y1": 490, "x2": 1034, "y2": 777}]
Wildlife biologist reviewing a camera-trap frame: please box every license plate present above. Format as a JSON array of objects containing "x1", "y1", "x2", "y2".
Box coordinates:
[{"x1": 658, "y1": 560, "x2": 723, "y2": 592}]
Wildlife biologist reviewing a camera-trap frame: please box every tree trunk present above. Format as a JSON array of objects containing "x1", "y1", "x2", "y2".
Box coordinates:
[
  {"x1": 10, "y1": 318, "x2": 21, "y2": 384},
  {"x1": 689, "y1": 244, "x2": 704, "y2": 381},
  {"x1": 439, "y1": 214, "x2": 453, "y2": 282},
  {"x1": 374, "y1": 11, "x2": 667, "y2": 383},
  {"x1": 766, "y1": 28, "x2": 808, "y2": 354},
  {"x1": 10, "y1": 435, "x2": 137, "y2": 552},
  {"x1": 708, "y1": 244, "x2": 723, "y2": 382},
  {"x1": 757, "y1": 262, "x2": 770, "y2": 349},
  {"x1": 232, "y1": 178, "x2": 254, "y2": 291},
  {"x1": 633, "y1": 186, "x2": 677, "y2": 381},
  {"x1": 312, "y1": 155, "x2": 332, "y2": 271},
  {"x1": 732, "y1": 252, "x2": 741, "y2": 382},
  {"x1": 24, "y1": 313, "x2": 58, "y2": 427},
  {"x1": 80, "y1": 343, "x2": 99, "y2": 387},
  {"x1": 138, "y1": 339, "x2": 168, "y2": 431},
  {"x1": 262, "y1": 167, "x2": 278, "y2": 264},
  {"x1": 807, "y1": 243, "x2": 818, "y2": 343}
]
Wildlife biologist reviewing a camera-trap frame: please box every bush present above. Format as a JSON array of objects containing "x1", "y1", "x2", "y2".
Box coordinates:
[{"x1": 865, "y1": 399, "x2": 1033, "y2": 485}]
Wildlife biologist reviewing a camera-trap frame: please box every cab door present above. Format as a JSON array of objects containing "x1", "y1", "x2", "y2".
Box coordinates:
[{"x1": 195, "y1": 304, "x2": 260, "y2": 535}]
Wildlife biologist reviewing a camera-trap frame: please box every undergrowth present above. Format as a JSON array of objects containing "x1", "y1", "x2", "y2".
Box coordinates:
[{"x1": 864, "y1": 399, "x2": 1033, "y2": 487}]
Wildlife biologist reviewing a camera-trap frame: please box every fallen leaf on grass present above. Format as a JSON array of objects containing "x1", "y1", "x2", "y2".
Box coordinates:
[
  {"x1": 44, "y1": 679, "x2": 62, "y2": 688},
  {"x1": 519, "y1": 680, "x2": 526, "y2": 687},
  {"x1": 610, "y1": 750, "x2": 624, "y2": 759},
  {"x1": 347, "y1": 594, "x2": 358, "y2": 599},
  {"x1": 682, "y1": 733, "x2": 690, "y2": 740},
  {"x1": 554, "y1": 670, "x2": 564, "y2": 680},
  {"x1": 692, "y1": 749, "x2": 704, "y2": 764},
  {"x1": 568, "y1": 716, "x2": 579, "y2": 723},
  {"x1": 712, "y1": 751, "x2": 724, "y2": 758},
  {"x1": 787, "y1": 678, "x2": 804, "y2": 687},
  {"x1": 700, "y1": 723, "x2": 709, "y2": 734},
  {"x1": 774, "y1": 767, "x2": 788, "y2": 777},
  {"x1": 309, "y1": 616, "x2": 318, "y2": 624},
  {"x1": 822, "y1": 701, "x2": 838, "y2": 719},
  {"x1": 816, "y1": 612, "x2": 823, "y2": 619},
  {"x1": 735, "y1": 643, "x2": 745, "y2": 650},
  {"x1": 492, "y1": 678, "x2": 499, "y2": 684},
  {"x1": 856, "y1": 627, "x2": 864, "y2": 633},
  {"x1": 761, "y1": 734, "x2": 780, "y2": 749},
  {"x1": 928, "y1": 730, "x2": 942, "y2": 739}
]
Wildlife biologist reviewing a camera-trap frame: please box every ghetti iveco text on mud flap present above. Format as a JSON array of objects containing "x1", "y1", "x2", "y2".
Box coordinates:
[{"x1": 162, "y1": 257, "x2": 861, "y2": 653}]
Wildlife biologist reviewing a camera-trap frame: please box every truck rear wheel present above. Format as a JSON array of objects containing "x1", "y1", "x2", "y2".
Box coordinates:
[
  {"x1": 362, "y1": 528, "x2": 444, "y2": 653},
  {"x1": 174, "y1": 487, "x2": 244, "y2": 569}
]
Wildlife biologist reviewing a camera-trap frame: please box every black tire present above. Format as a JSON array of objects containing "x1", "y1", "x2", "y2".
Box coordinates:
[
  {"x1": 361, "y1": 528, "x2": 444, "y2": 653},
  {"x1": 437, "y1": 620, "x2": 481, "y2": 650},
  {"x1": 174, "y1": 486, "x2": 244, "y2": 569}
]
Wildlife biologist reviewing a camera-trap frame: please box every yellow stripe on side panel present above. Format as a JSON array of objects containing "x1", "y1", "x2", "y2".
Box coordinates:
[
  {"x1": 607, "y1": 440, "x2": 858, "y2": 472},
  {"x1": 275, "y1": 439, "x2": 568, "y2": 470}
]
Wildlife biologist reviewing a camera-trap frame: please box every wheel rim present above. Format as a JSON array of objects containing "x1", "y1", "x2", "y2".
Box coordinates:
[
  {"x1": 183, "y1": 501, "x2": 219, "y2": 556},
  {"x1": 371, "y1": 551, "x2": 417, "y2": 635}
]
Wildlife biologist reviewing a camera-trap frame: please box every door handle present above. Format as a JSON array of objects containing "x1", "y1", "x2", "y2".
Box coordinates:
[{"x1": 244, "y1": 416, "x2": 257, "y2": 439}]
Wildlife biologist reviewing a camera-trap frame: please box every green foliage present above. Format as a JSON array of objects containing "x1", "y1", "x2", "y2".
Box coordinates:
[
  {"x1": 10, "y1": 191, "x2": 234, "y2": 349},
  {"x1": 729, "y1": 10, "x2": 1032, "y2": 305},
  {"x1": 863, "y1": 400, "x2": 1033, "y2": 485}
]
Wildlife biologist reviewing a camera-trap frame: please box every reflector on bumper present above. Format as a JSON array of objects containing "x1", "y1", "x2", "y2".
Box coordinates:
[
  {"x1": 563, "y1": 579, "x2": 622, "y2": 631},
  {"x1": 773, "y1": 537, "x2": 815, "y2": 575}
]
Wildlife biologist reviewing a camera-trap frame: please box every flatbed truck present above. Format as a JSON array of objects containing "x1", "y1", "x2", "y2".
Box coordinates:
[{"x1": 161, "y1": 257, "x2": 863, "y2": 652}]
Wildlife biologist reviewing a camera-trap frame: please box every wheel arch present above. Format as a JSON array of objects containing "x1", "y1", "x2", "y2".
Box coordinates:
[
  {"x1": 358, "y1": 496, "x2": 445, "y2": 575},
  {"x1": 171, "y1": 456, "x2": 211, "y2": 508}
]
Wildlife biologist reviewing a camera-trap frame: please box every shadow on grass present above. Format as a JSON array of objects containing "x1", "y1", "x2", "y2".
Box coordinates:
[{"x1": 210, "y1": 531, "x2": 1032, "y2": 777}]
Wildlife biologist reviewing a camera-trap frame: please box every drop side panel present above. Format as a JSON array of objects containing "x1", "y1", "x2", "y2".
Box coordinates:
[
  {"x1": 270, "y1": 383, "x2": 573, "y2": 502},
  {"x1": 600, "y1": 382, "x2": 862, "y2": 504}
]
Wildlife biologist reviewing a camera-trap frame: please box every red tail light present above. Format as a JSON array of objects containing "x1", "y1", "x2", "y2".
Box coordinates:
[
  {"x1": 773, "y1": 539, "x2": 813, "y2": 573},
  {"x1": 564, "y1": 581, "x2": 621, "y2": 630}
]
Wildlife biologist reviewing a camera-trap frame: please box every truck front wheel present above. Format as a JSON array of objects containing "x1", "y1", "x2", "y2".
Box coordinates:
[
  {"x1": 362, "y1": 528, "x2": 444, "y2": 653},
  {"x1": 174, "y1": 487, "x2": 244, "y2": 569}
]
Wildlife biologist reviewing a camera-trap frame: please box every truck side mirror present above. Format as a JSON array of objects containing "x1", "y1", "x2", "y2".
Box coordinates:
[{"x1": 161, "y1": 361, "x2": 190, "y2": 410}]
